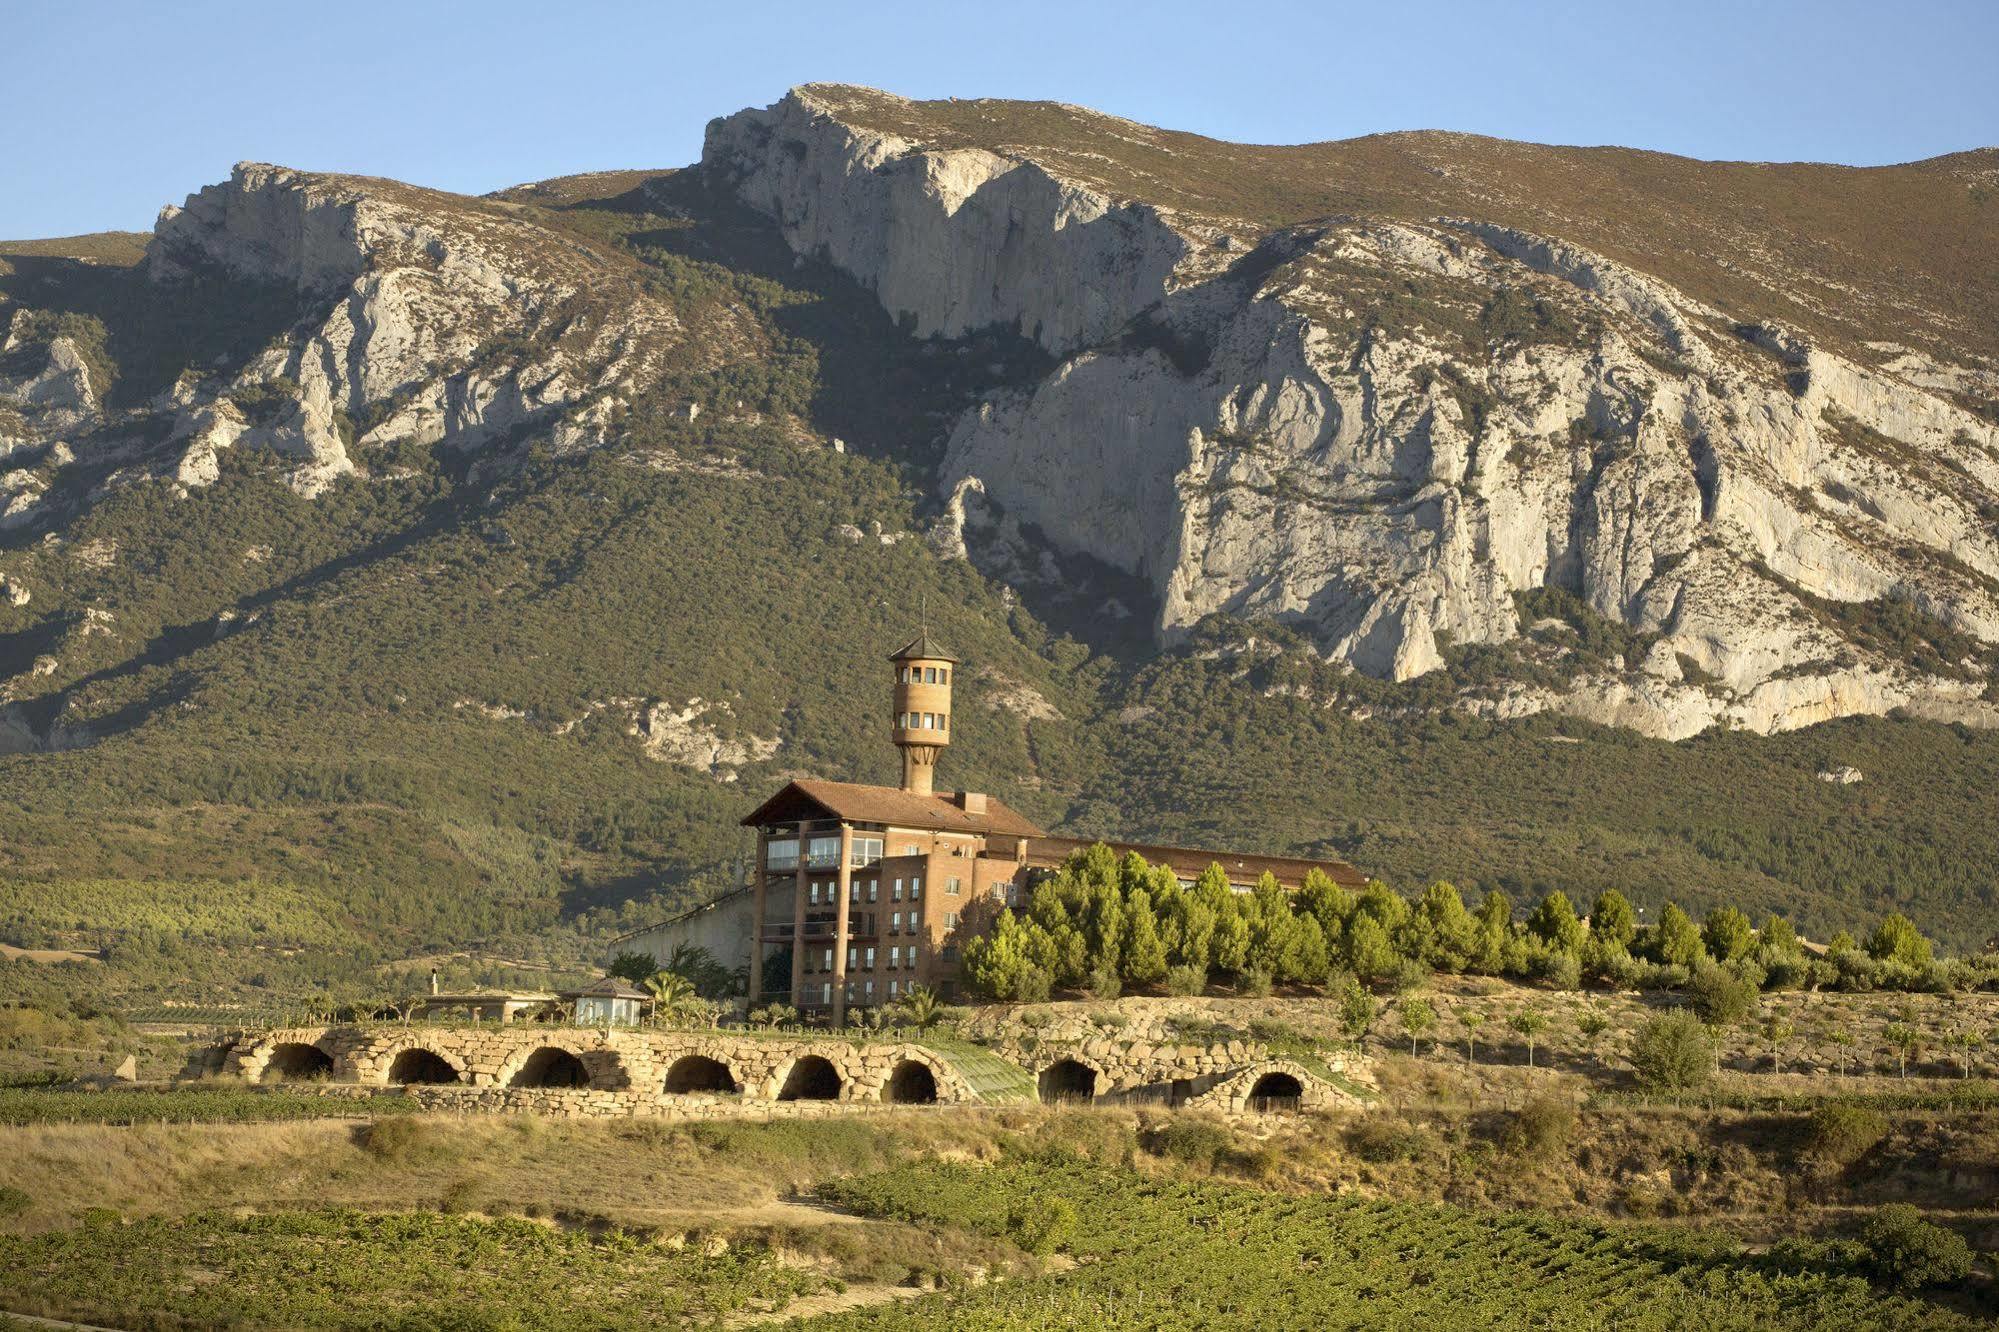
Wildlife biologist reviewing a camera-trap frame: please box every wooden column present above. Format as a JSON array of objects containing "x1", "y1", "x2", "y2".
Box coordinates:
[
  {"x1": 747, "y1": 828, "x2": 768, "y2": 1009},
  {"x1": 831, "y1": 823, "x2": 854, "y2": 1027},
  {"x1": 789, "y1": 821, "x2": 808, "y2": 1008}
]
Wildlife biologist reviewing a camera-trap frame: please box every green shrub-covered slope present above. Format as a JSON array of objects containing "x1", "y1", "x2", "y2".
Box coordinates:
[{"x1": 1, "y1": 174, "x2": 1994, "y2": 1012}]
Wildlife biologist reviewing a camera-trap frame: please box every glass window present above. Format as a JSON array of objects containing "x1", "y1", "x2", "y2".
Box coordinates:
[
  {"x1": 807, "y1": 835, "x2": 840, "y2": 868},
  {"x1": 891, "y1": 910, "x2": 903, "y2": 933},
  {"x1": 864, "y1": 980, "x2": 874, "y2": 1000},
  {"x1": 942, "y1": 877, "x2": 957, "y2": 897},
  {"x1": 941, "y1": 669, "x2": 949, "y2": 685},
  {"x1": 851, "y1": 836, "x2": 882, "y2": 866},
  {"x1": 867, "y1": 880, "x2": 878, "y2": 903},
  {"x1": 847, "y1": 946, "x2": 858, "y2": 969},
  {"x1": 909, "y1": 944, "x2": 920, "y2": 968},
  {"x1": 864, "y1": 947, "x2": 875, "y2": 969},
  {"x1": 944, "y1": 911, "x2": 958, "y2": 928},
  {"x1": 902, "y1": 843, "x2": 920, "y2": 856},
  {"x1": 766, "y1": 838, "x2": 799, "y2": 871},
  {"x1": 912, "y1": 876, "x2": 923, "y2": 896},
  {"x1": 821, "y1": 981, "x2": 832, "y2": 1004},
  {"x1": 808, "y1": 882, "x2": 820, "y2": 905},
  {"x1": 822, "y1": 947, "x2": 833, "y2": 970},
  {"x1": 888, "y1": 980, "x2": 900, "y2": 999},
  {"x1": 940, "y1": 713, "x2": 948, "y2": 729},
  {"x1": 889, "y1": 945, "x2": 902, "y2": 968},
  {"x1": 892, "y1": 878, "x2": 903, "y2": 901},
  {"x1": 850, "y1": 881, "x2": 861, "y2": 903}
]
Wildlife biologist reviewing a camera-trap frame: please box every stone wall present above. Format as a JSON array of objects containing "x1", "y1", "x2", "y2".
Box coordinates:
[{"x1": 212, "y1": 1022, "x2": 1366, "y2": 1118}]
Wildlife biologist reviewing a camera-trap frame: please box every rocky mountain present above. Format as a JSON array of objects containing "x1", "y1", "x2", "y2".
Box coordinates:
[
  {"x1": 2, "y1": 87, "x2": 1997, "y2": 997},
  {"x1": 706, "y1": 86, "x2": 1999, "y2": 739}
]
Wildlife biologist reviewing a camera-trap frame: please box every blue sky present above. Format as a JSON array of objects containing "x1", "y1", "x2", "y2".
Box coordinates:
[{"x1": 6, "y1": 0, "x2": 1997, "y2": 239}]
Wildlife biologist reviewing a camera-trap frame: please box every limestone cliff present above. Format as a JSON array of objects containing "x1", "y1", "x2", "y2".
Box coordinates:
[{"x1": 705, "y1": 86, "x2": 1999, "y2": 738}]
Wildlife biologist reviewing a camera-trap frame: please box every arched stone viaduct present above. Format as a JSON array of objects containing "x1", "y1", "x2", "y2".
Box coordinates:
[{"x1": 217, "y1": 1025, "x2": 1364, "y2": 1119}]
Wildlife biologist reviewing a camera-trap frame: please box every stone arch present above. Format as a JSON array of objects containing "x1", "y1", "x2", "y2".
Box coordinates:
[
  {"x1": 1038, "y1": 1057, "x2": 1098, "y2": 1104},
  {"x1": 1247, "y1": 1070, "x2": 1303, "y2": 1110},
  {"x1": 884, "y1": 1058, "x2": 938, "y2": 1104},
  {"x1": 776, "y1": 1054, "x2": 842, "y2": 1101},
  {"x1": 663, "y1": 1054, "x2": 740, "y2": 1095},
  {"x1": 385, "y1": 1047, "x2": 463, "y2": 1086},
  {"x1": 261, "y1": 1041, "x2": 334, "y2": 1083},
  {"x1": 508, "y1": 1046, "x2": 590, "y2": 1089}
]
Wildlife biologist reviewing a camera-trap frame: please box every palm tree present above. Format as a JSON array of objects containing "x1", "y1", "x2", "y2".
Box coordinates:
[
  {"x1": 644, "y1": 972, "x2": 697, "y2": 1027},
  {"x1": 895, "y1": 985, "x2": 948, "y2": 1035}
]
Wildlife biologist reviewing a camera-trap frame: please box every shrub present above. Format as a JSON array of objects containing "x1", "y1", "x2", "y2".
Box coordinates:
[
  {"x1": 1507, "y1": 1094, "x2": 1576, "y2": 1159},
  {"x1": 1803, "y1": 1103, "x2": 1890, "y2": 1168},
  {"x1": 1346, "y1": 1114, "x2": 1426, "y2": 1163},
  {"x1": 1004, "y1": 1195, "x2": 1077, "y2": 1255},
  {"x1": 360, "y1": 1115, "x2": 436, "y2": 1162},
  {"x1": 1145, "y1": 1117, "x2": 1232, "y2": 1168},
  {"x1": 1085, "y1": 965, "x2": 1121, "y2": 1001},
  {"x1": 1856, "y1": 1204, "x2": 1974, "y2": 1289},
  {"x1": 1629, "y1": 1010, "x2": 1716, "y2": 1092},
  {"x1": 1163, "y1": 963, "x2": 1206, "y2": 997},
  {"x1": 1237, "y1": 967, "x2": 1274, "y2": 998},
  {"x1": 1688, "y1": 963, "x2": 1759, "y2": 1026}
]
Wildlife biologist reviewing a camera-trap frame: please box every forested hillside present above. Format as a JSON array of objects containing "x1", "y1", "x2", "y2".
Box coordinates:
[{"x1": 2, "y1": 117, "x2": 1996, "y2": 1018}]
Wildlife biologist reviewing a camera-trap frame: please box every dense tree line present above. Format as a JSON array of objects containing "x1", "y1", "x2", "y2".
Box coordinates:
[{"x1": 962, "y1": 844, "x2": 1987, "y2": 1003}]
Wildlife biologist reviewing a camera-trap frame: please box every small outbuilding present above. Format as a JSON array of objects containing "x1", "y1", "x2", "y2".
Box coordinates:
[{"x1": 563, "y1": 978, "x2": 652, "y2": 1027}]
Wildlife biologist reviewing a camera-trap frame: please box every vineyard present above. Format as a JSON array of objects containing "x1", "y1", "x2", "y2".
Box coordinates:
[
  {"x1": 807, "y1": 1159, "x2": 1988, "y2": 1330},
  {"x1": 0, "y1": 1209, "x2": 828, "y2": 1329}
]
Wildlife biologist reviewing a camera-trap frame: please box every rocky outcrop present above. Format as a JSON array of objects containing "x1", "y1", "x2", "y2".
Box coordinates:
[
  {"x1": 704, "y1": 87, "x2": 1188, "y2": 354},
  {"x1": 708, "y1": 88, "x2": 1999, "y2": 738}
]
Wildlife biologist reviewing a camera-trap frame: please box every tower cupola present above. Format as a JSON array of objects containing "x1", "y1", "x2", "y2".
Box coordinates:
[{"x1": 889, "y1": 634, "x2": 956, "y2": 795}]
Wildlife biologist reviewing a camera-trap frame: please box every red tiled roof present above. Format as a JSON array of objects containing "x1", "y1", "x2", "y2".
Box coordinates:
[{"x1": 741, "y1": 779, "x2": 1044, "y2": 838}]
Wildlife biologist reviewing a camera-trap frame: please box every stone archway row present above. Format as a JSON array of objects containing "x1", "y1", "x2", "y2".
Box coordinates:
[{"x1": 219, "y1": 1027, "x2": 976, "y2": 1104}]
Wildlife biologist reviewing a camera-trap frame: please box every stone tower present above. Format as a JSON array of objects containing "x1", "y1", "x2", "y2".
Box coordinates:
[{"x1": 889, "y1": 634, "x2": 956, "y2": 795}]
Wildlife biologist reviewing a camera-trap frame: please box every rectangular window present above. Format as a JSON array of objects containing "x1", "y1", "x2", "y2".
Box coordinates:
[
  {"x1": 807, "y1": 835, "x2": 840, "y2": 869},
  {"x1": 850, "y1": 881, "x2": 861, "y2": 903},
  {"x1": 888, "y1": 979, "x2": 900, "y2": 999},
  {"x1": 766, "y1": 838, "x2": 799, "y2": 871},
  {"x1": 892, "y1": 877, "x2": 903, "y2": 901},
  {"x1": 911, "y1": 876, "x2": 923, "y2": 897},
  {"x1": 808, "y1": 882, "x2": 820, "y2": 906},
  {"x1": 909, "y1": 944, "x2": 920, "y2": 968},
  {"x1": 850, "y1": 836, "x2": 882, "y2": 866},
  {"x1": 941, "y1": 877, "x2": 958, "y2": 897},
  {"x1": 889, "y1": 945, "x2": 902, "y2": 969},
  {"x1": 847, "y1": 946, "x2": 858, "y2": 969},
  {"x1": 864, "y1": 947, "x2": 875, "y2": 969},
  {"x1": 864, "y1": 980, "x2": 874, "y2": 1000},
  {"x1": 891, "y1": 910, "x2": 903, "y2": 933},
  {"x1": 944, "y1": 911, "x2": 958, "y2": 928},
  {"x1": 821, "y1": 981, "x2": 832, "y2": 1005},
  {"x1": 867, "y1": 880, "x2": 878, "y2": 903},
  {"x1": 902, "y1": 843, "x2": 921, "y2": 856},
  {"x1": 822, "y1": 947, "x2": 833, "y2": 971}
]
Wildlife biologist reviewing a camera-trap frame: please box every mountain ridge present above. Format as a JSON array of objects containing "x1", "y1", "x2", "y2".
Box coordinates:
[{"x1": 0, "y1": 88, "x2": 1996, "y2": 1010}]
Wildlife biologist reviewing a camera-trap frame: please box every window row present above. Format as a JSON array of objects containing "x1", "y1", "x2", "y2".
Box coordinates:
[
  {"x1": 805, "y1": 943, "x2": 922, "y2": 972},
  {"x1": 896, "y1": 711, "x2": 948, "y2": 731},
  {"x1": 765, "y1": 834, "x2": 888, "y2": 872},
  {"x1": 896, "y1": 665, "x2": 950, "y2": 685},
  {"x1": 800, "y1": 875, "x2": 927, "y2": 907}
]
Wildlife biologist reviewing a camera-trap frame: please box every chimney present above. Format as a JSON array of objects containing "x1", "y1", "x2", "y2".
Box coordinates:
[{"x1": 956, "y1": 790, "x2": 987, "y2": 815}]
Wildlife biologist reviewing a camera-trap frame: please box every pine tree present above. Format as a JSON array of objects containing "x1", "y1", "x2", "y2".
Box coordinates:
[
  {"x1": 1702, "y1": 906, "x2": 1756, "y2": 963},
  {"x1": 1527, "y1": 891, "x2": 1586, "y2": 955},
  {"x1": 1650, "y1": 902, "x2": 1705, "y2": 968},
  {"x1": 1120, "y1": 885, "x2": 1168, "y2": 986},
  {"x1": 1588, "y1": 889, "x2": 1637, "y2": 950}
]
